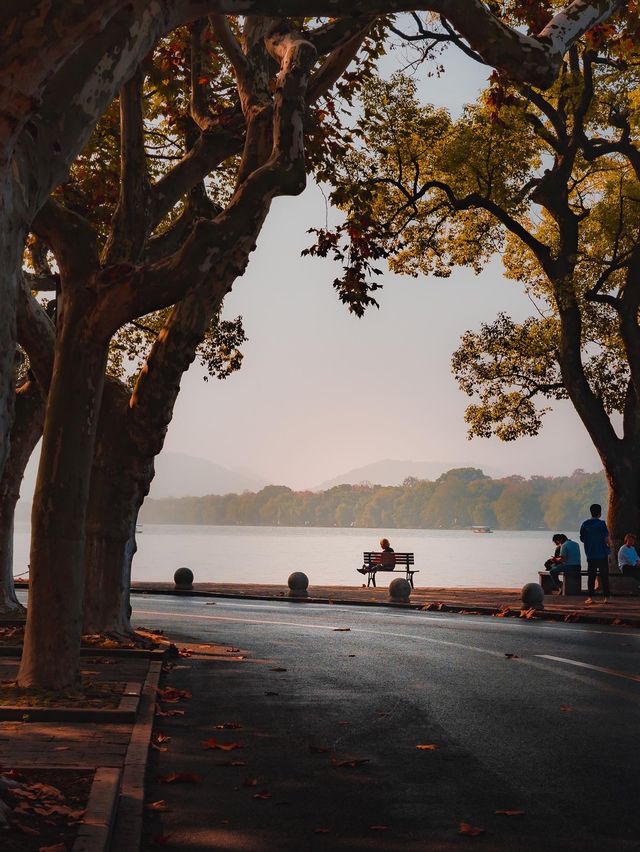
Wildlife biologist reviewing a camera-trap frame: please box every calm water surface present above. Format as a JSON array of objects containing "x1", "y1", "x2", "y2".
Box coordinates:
[{"x1": 13, "y1": 523, "x2": 577, "y2": 588}]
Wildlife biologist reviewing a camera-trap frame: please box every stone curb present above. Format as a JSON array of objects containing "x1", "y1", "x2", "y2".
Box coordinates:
[
  {"x1": 72, "y1": 766, "x2": 121, "y2": 852},
  {"x1": 110, "y1": 659, "x2": 164, "y2": 852},
  {"x1": 129, "y1": 585, "x2": 640, "y2": 628}
]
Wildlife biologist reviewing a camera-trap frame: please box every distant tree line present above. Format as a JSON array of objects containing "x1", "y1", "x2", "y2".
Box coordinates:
[{"x1": 140, "y1": 467, "x2": 607, "y2": 531}]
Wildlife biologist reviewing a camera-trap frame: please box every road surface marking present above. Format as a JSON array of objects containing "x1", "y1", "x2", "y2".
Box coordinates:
[{"x1": 535, "y1": 655, "x2": 640, "y2": 683}]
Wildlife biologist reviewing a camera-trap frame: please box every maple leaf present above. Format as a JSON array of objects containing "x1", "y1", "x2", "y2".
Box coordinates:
[
  {"x1": 416, "y1": 744, "x2": 439, "y2": 750},
  {"x1": 458, "y1": 821, "x2": 485, "y2": 836},
  {"x1": 202, "y1": 738, "x2": 243, "y2": 751}
]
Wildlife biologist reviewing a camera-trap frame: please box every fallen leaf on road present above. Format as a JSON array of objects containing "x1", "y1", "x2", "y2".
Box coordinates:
[
  {"x1": 146, "y1": 800, "x2": 171, "y2": 812},
  {"x1": 157, "y1": 687, "x2": 192, "y2": 702},
  {"x1": 416, "y1": 744, "x2": 439, "y2": 751},
  {"x1": 243, "y1": 777, "x2": 258, "y2": 787},
  {"x1": 494, "y1": 809, "x2": 525, "y2": 816},
  {"x1": 151, "y1": 742, "x2": 168, "y2": 752},
  {"x1": 560, "y1": 705, "x2": 575, "y2": 712},
  {"x1": 331, "y1": 758, "x2": 370, "y2": 768},
  {"x1": 154, "y1": 733, "x2": 172, "y2": 744},
  {"x1": 458, "y1": 821, "x2": 485, "y2": 836},
  {"x1": 309, "y1": 745, "x2": 331, "y2": 753},
  {"x1": 253, "y1": 791, "x2": 272, "y2": 799},
  {"x1": 214, "y1": 722, "x2": 242, "y2": 730},
  {"x1": 202, "y1": 738, "x2": 243, "y2": 751},
  {"x1": 333, "y1": 628, "x2": 351, "y2": 632},
  {"x1": 270, "y1": 667, "x2": 287, "y2": 672},
  {"x1": 156, "y1": 772, "x2": 203, "y2": 784},
  {"x1": 155, "y1": 706, "x2": 185, "y2": 717}
]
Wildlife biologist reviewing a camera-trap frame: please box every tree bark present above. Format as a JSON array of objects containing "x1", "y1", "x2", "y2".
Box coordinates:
[
  {"x1": 0, "y1": 382, "x2": 44, "y2": 616},
  {"x1": 17, "y1": 292, "x2": 108, "y2": 690}
]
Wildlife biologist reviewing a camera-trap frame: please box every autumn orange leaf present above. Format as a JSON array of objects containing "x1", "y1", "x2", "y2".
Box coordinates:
[
  {"x1": 154, "y1": 733, "x2": 172, "y2": 744},
  {"x1": 331, "y1": 758, "x2": 370, "y2": 768},
  {"x1": 495, "y1": 809, "x2": 525, "y2": 816},
  {"x1": 459, "y1": 821, "x2": 485, "y2": 836},
  {"x1": 416, "y1": 744, "x2": 438, "y2": 750},
  {"x1": 202, "y1": 738, "x2": 243, "y2": 750},
  {"x1": 146, "y1": 800, "x2": 171, "y2": 812}
]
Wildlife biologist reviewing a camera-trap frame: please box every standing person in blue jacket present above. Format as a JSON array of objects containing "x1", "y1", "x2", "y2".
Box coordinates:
[{"x1": 579, "y1": 503, "x2": 610, "y2": 604}]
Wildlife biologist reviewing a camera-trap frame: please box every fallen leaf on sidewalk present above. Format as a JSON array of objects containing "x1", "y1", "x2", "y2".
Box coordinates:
[
  {"x1": 214, "y1": 722, "x2": 242, "y2": 730},
  {"x1": 495, "y1": 809, "x2": 525, "y2": 816},
  {"x1": 458, "y1": 821, "x2": 485, "y2": 836},
  {"x1": 309, "y1": 745, "x2": 331, "y2": 753},
  {"x1": 157, "y1": 772, "x2": 203, "y2": 784},
  {"x1": 154, "y1": 733, "x2": 172, "y2": 744},
  {"x1": 202, "y1": 738, "x2": 243, "y2": 751},
  {"x1": 146, "y1": 800, "x2": 171, "y2": 812},
  {"x1": 333, "y1": 628, "x2": 350, "y2": 632},
  {"x1": 253, "y1": 791, "x2": 272, "y2": 799},
  {"x1": 416, "y1": 744, "x2": 438, "y2": 751},
  {"x1": 331, "y1": 758, "x2": 370, "y2": 768},
  {"x1": 270, "y1": 667, "x2": 287, "y2": 672}
]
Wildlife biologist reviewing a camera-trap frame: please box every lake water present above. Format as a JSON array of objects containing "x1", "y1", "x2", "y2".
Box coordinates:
[{"x1": 12, "y1": 523, "x2": 578, "y2": 588}]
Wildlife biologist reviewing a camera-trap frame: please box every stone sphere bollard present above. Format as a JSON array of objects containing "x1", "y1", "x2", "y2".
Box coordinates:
[
  {"x1": 288, "y1": 571, "x2": 309, "y2": 598},
  {"x1": 174, "y1": 566, "x2": 194, "y2": 591},
  {"x1": 389, "y1": 577, "x2": 411, "y2": 602},
  {"x1": 521, "y1": 582, "x2": 544, "y2": 610}
]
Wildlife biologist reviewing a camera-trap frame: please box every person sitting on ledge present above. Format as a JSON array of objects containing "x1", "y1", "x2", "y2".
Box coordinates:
[
  {"x1": 544, "y1": 533, "x2": 565, "y2": 571},
  {"x1": 548, "y1": 534, "x2": 581, "y2": 593},
  {"x1": 618, "y1": 533, "x2": 640, "y2": 583},
  {"x1": 358, "y1": 538, "x2": 396, "y2": 575}
]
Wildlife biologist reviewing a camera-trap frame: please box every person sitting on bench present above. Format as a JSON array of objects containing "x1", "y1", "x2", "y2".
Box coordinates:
[
  {"x1": 548, "y1": 534, "x2": 581, "y2": 592},
  {"x1": 544, "y1": 533, "x2": 564, "y2": 571},
  {"x1": 358, "y1": 538, "x2": 395, "y2": 575},
  {"x1": 618, "y1": 533, "x2": 640, "y2": 583}
]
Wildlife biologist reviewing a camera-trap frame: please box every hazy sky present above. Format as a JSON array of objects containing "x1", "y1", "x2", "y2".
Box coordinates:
[{"x1": 161, "y1": 41, "x2": 603, "y2": 491}]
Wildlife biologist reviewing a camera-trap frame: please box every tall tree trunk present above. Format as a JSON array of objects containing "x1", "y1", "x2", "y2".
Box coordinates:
[
  {"x1": 0, "y1": 382, "x2": 44, "y2": 615},
  {"x1": 18, "y1": 294, "x2": 108, "y2": 690},
  {"x1": 82, "y1": 381, "x2": 151, "y2": 635},
  {"x1": 604, "y1": 458, "x2": 640, "y2": 559},
  {"x1": 0, "y1": 182, "x2": 24, "y2": 479}
]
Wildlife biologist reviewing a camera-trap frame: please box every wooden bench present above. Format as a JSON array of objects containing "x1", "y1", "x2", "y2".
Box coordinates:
[
  {"x1": 360, "y1": 552, "x2": 418, "y2": 588},
  {"x1": 538, "y1": 570, "x2": 622, "y2": 596}
]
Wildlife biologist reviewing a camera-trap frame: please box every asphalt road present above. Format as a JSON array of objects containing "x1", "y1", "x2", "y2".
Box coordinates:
[{"x1": 134, "y1": 595, "x2": 640, "y2": 851}]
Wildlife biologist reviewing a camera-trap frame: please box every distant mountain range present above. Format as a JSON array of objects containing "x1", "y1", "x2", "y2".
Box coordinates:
[
  {"x1": 17, "y1": 448, "x2": 268, "y2": 504},
  {"x1": 313, "y1": 459, "x2": 504, "y2": 490}
]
